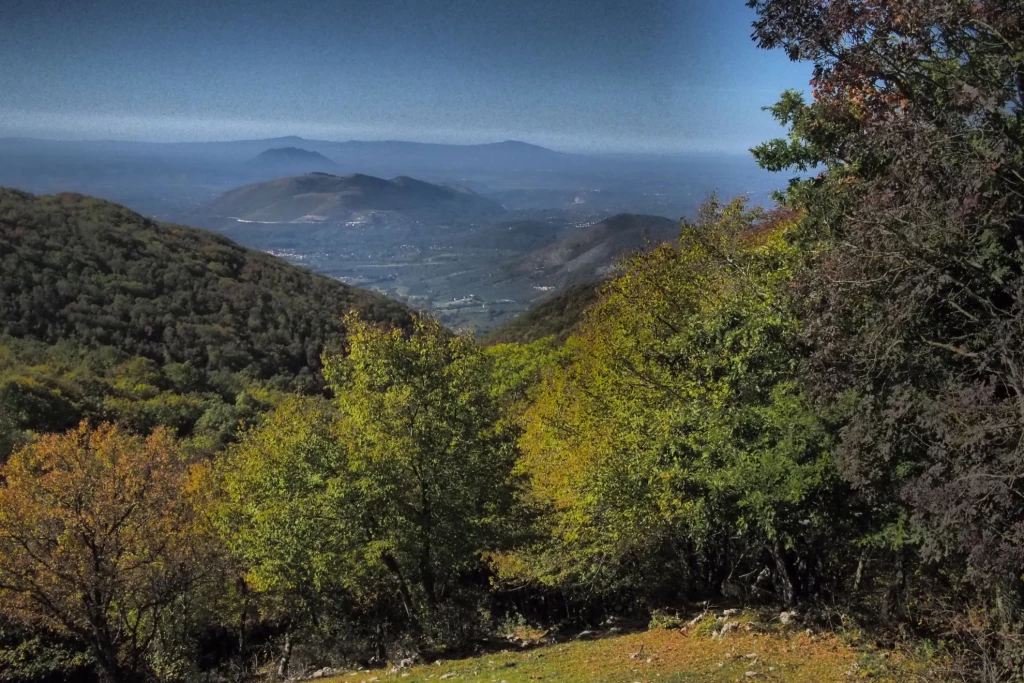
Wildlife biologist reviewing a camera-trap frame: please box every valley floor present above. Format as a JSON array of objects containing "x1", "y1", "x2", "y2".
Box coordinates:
[{"x1": 323, "y1": 615, "x2": 943, "y2": 683}]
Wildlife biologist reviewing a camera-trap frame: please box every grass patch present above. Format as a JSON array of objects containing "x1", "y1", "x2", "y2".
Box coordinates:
[{"x1": 324, "y1": 614, "x2": 945, "y2": 683}]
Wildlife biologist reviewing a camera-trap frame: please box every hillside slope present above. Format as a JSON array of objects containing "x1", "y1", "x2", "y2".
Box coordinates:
[
  {"x1": 207, "y1": 172, "x2": 505, "y2": 222},
  {"x1": 516, "y1": 213, "x2": 678, "y2": 285},
  {"x1": 442, "y1": 213, "x2": 677, "y2": 299},
  {"x1": 0, "y1": 189, "x2": 411, "y2": 448},
  {"x1": 0, "y1": 189, "x2": 409, "y2": 375},
  {"x1": 483, "y1": 281, "x2": 603, "y2": 345}
]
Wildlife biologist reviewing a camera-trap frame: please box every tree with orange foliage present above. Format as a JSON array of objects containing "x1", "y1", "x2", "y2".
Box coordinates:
[{"x1": 0, "y1": 423, "x2": 205, "y2": 683}]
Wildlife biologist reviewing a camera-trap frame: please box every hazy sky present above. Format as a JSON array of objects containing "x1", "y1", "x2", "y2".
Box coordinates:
[{"x1": 0, "y1": 0, "x2": 810, "y2": 153}]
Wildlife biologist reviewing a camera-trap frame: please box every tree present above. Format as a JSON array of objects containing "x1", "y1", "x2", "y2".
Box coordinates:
[
  {"x1": 0, "y1": 423, "x2": 206, "y2": 683},
  {"x1": 211, "y1": 396, "x2": 373, "y2": 675},
  {"x1": 0, "y1": 391, "x2": 22, "y2": 464},
  {"x1": 749, "y1": 0, "x2": 1024, "y2": 587},
  {"x1": 214, "y1": 317, "x2": 529, "y2": 661},
  {"x1": 323, "y1": 315, "x2": 521, "y2": 642},
  {"x1": 501, "y1": 199, "x2": 853, "y2": 606}
]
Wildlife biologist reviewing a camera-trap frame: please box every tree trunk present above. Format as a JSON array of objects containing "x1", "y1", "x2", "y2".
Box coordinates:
[
  {"x1": 374, "y1": 622, "x2": 387, "y2": 663},
  {"x1": 276, "y1": 628, "x2": 294, "y2": 679},
  {"x1": 852, "y1": 549, "x2": 868, "y2": 594},
  {"x1": 420, "y1": 547, "x2": 438, "y2": 609},
  {"x1": 770, "y1": 542, "x2": 795, "y2": 607},
  {"x1": 417, "y1": 475, "x2": 438, "y2": 609},
  {"x1": 381, "y1": 553, "x2": 423, "y2": 634},
  {"x1": 92, "y1": 658, "x2": 124, "y2": 683},
  {"x1": 89, "y1": 621, "x2": 137, "y2": 683},
  {"x1": 880, "y1": 555, "x2": 905, "y2": 624},
  {"x1": 237, "y1": 578, "x2": 250, "y2": 656}
]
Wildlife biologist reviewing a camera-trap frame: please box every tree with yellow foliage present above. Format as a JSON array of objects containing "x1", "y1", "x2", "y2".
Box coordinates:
[
  {"x1": 502, "y1": 199, "x2": 853, "y2": 605},
  {"x1": 0, "y1": 423, "x2": 207, "y2": 683}
]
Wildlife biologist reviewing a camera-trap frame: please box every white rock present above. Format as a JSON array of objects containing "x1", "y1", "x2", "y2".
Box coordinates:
[{"x1": 716, "y1": 621, "x2": 741, "y2": 638}]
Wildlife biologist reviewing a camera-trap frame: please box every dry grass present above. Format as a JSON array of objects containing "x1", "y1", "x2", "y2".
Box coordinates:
[{"x1": 324, "y1": 615, "x2": 944, "y2": 683}]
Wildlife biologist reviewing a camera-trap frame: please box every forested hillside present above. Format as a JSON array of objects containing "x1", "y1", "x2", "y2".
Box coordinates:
[
  {"x1": 508, "y1": 213, "x2": 677, "y2": 285},
  {"x1": 483, "y1": 281, "x2": 602, "y2": 345},
  {"x1": 0, "y1": 189, "x2": 409, "y2": 451}
]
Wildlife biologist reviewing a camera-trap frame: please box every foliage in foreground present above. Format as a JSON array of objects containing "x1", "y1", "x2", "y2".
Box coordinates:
[
  {"x1": 749, "y1": 0, "x2": 1024, "y2": 673},
  {"x1": 495, "y1": 199, "x2": 853, "y2": 608},
  {"x1": 0, "y1": 424, "x2": 211, "y2": 683},
  {"x1": 212, "y1": 317, "x2": 557, "y2": 674}
]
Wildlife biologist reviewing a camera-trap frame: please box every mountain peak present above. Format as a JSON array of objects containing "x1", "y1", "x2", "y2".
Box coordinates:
[
  {"x1": 491, "y1": 139, "x2": 557, "y2": 152},
  {"x1": 250, "y1": 147, "x2": 337, "y2": 173},
  {"x1": 253, "y1": 146, "x2": 333, "y2": 161}
]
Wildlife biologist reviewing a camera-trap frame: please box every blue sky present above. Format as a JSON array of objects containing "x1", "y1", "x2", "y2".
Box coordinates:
[{"x1": 0, "y1": 0, "x2": 811, "y2": 153}]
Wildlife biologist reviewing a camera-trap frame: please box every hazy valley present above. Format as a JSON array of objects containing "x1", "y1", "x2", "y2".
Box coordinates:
[{"x1": 0, "y1": 136, "x2": 780, "y2": 331}]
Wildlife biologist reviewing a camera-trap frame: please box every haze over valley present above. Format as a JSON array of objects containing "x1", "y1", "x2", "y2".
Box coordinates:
[{"x1": 0, "y1": 135, "x2": 783, "y2": 330}]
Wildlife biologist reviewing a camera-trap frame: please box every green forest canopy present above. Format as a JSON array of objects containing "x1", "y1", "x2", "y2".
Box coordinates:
[{"x1": 0, "y1": 189, "x2": 410, "y2": 450}]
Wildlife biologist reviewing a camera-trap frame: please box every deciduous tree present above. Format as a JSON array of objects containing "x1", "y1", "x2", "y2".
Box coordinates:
[
  {"x1": 502, "y1": 200, "x2": 853, "y2": 605},
  {"x1": 749, "y1": 0, "x2": 1024, "y2": 586},
  {"x1": 0, "y1": 423, "x2": 205, "y2": 683},
  {"x1": 324, "y1": 315, "x2": 521, "y2": 641}
]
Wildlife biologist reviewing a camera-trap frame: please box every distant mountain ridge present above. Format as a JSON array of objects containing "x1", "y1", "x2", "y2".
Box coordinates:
[
  {"x1": 207, "y1": 172, "x2": 506, "y2": 222},
  {"x1": 0, "y1": 136, "x2": 569, "y2": 170}
]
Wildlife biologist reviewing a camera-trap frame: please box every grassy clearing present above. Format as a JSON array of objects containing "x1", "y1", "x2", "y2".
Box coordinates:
[{"x1": 324, "y1": 615, "x2": 943, "y2": 683}]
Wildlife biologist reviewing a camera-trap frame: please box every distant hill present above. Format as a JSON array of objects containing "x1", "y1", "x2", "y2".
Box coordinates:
[
  {"x1": 236, "y1": 138, "x2": 569, "y2": 170},
  {"x1": 0, "y1": 189, "x2": 411, "y2": 446},
  {"x1": 481, "y1": 215, "x2": 678, "y2": 344},
  {"x1": 507, "y1": 213, "x2": 679, "y2": 289},
  {"x1": 431, "y1": 213, "x2": 678, "y2": 332},
  {"x1": 207, "y1": 172, "x2": 506, "y2": 223},
  {"x1": 483, "y1": 281, "x2": 603, "y2": 346},
  {"x1": 249, "y1": 146, "x2": 338, "y2": 173},
  {"x1": 314, "y1": 139, "x2": 570, "y2": 170}
]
